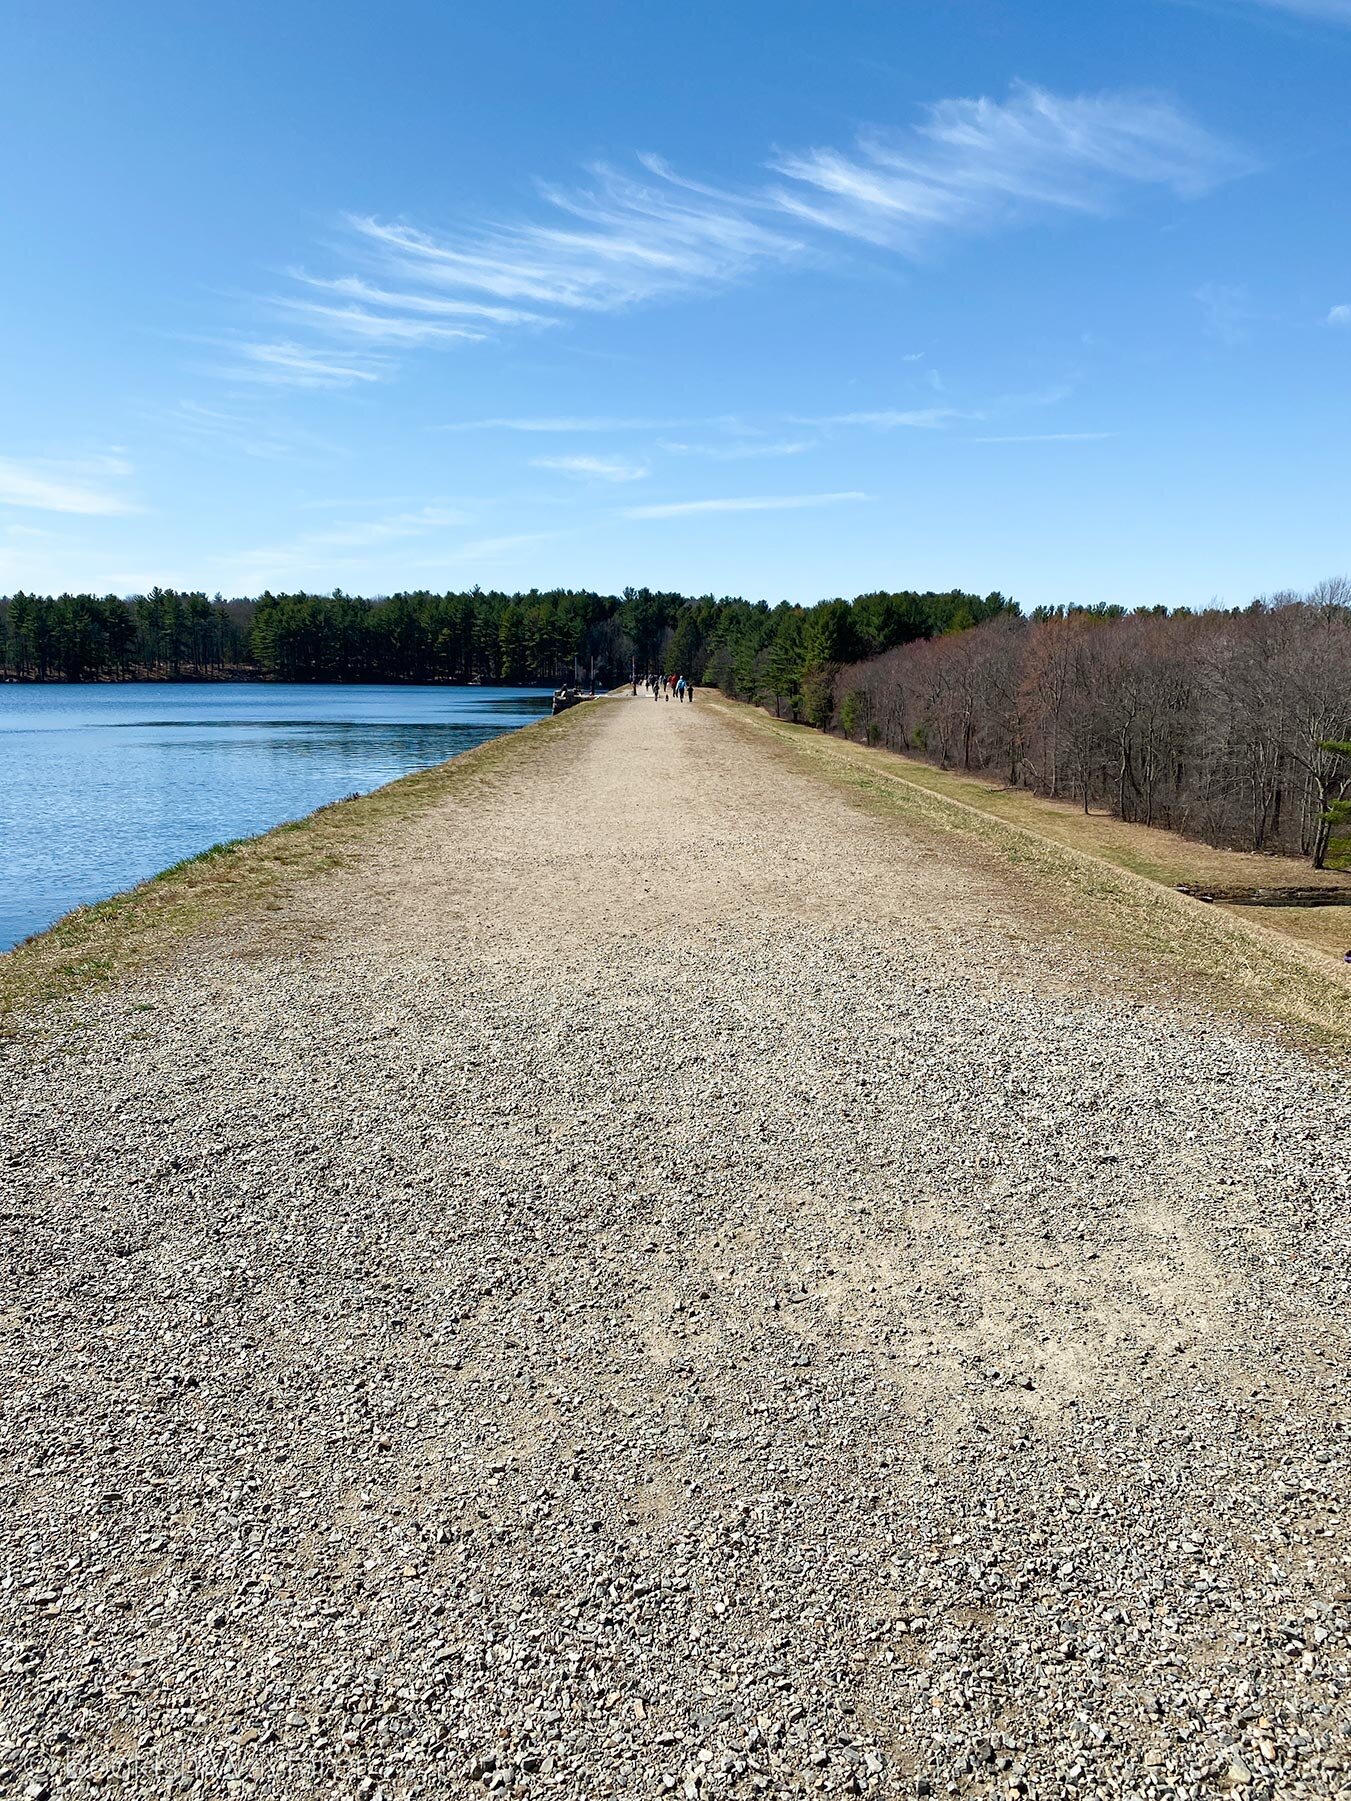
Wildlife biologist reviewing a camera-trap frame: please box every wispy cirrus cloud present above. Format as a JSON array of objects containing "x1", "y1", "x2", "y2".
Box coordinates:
[
  {"x1": 221, "y1": 516, "x2": 563, "y2": 589},
  {"x1": 231, "y1": 504, "x2": 470, "y2": 575},
  {"x1": 158, "y1": 400, "x2": 343, "y2": 463},
  {"x1": 454, "y1": 530, "x2": 562, "y2": 561},
  {"x1": 236, "y1": 83, "x2": 1250, "y2": 386},
  {"x1": 532, "y1": 453, "x2": 649, "y2": 482},
  {"x1": 271, "y1": 300, "x2": 489, "y2": 346},
  {"x1": 289, "y1": 272, "x2": 551, "y2": 327},
  {"x1": 445, "y1": 410, "x2": 959, "y2": 440},
  {"x1": 1202, "y1": 0, "x2": 1351, "y2": 19},
  {"x1": 0, "y1": 454, "x2": 140, "y2": 516},
  {"x1": 228, "y1": 340, "x2": 387, "y2": 388},
  {"x1": 1328, "y1": 304, "x2": 1351, "y2": 327},
  {"x1": 442, "y1": 415, "x2": 684, "y2": 432},
  {"x1": 659, "y1": 437, "x2": 816, "y2": 460},
  {"x1": 624, "y1": 491, "x2": 868, "y2": 520},
  {"x1": 974, "y1": 431, "x2": 1116, "y2": 443},
  {"x1": 343, "y1": 165, "x2": 799, "y2": 318},
  {"x1": 799, "y1": 407, "x2": 964, "y2": 430},
  {"x1": 299, "y1": 505, "x2": 469, "y2": 550},
  {"x1": 768, "y1": 85, "x2": 1250, "y2": 248}
]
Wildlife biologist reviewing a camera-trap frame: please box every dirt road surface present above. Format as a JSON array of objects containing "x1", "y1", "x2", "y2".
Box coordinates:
[{"x1": 4, "y1": 694, "x2": 1349, "y2": 1800}]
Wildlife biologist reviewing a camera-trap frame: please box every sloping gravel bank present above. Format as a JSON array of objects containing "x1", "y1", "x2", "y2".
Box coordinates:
[{"x1": 3, "y1": 695, "x2": 1349, "y2": 1801}]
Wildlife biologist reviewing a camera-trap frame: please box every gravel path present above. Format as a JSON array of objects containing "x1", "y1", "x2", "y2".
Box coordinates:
[{"x1": 3, "y1": 694, "x2": 1349, "y2": 1801}]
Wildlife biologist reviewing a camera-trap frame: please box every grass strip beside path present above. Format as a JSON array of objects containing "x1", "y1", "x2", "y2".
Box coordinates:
[
  {"x1": 719, "y1": 701, "x2": 1351, "y2": 1063},
  {"x1": 0, "y1": 705, "x2": 585, "y2": 1027}
]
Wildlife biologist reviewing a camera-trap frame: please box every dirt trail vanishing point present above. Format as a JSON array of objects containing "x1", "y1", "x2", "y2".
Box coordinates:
[{"x1": 4, "y1": 693, "x2": 1349, "y2": 1801}]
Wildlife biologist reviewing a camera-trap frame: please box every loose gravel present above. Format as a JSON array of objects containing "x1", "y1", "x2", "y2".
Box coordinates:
[{"x1": 3, "y1": 695, "x2": 1349, "y2": 1801}]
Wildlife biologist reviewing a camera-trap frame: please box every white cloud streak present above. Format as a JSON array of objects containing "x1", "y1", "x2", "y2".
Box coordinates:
[
  {"x1": 303, "y1": 506, "x2": 469, "y2": 549},
  {"x1": 345, "y1": 168, "x2": 800, "y2": 316},
  {"x1": 973, "y1": 431, "x2": 1116, "y2": 443},
  {"x1": 1230, "y1": 0, "x2": 1351, "y2": 18},
  {"x1": 445, "y1": 416, "x2": 683, "y2": 434},
  {"x1": 454, "y1": 531, "x2": 561, "y2": 560},
  {"x1": 532, "y1": 453, "x2": 649, "y2": 482},
  {"x1": 290, "y1": 272, "x2": 551, "y2": 326},
  {"x1": 213, "y1": 518, "x2": 568, "y2": 591},
  {"x1": 159, "y1": 401, "x2": 342, "y2": 463},
  {"x1": 272, "y1": 299, "x2": 489, "y2": 345},
  {"x1": 229, "y1": 341, "x2": 387, "y2": 388},
  {"x1": 659, "y1": 437, "x2": 816, "y2": 460},
  {"x1": 768, "y1": 84, "x2": 1250, "y2": 249},
  {"x1": 799, "y1": 407, "x2": 963, "y2": 430},
  {"x1": 231, "y1": 505, "x2": 471, "y2": 576},
  {"x1": 1328, "y1": 304, "x2": 1351, "y2": 326},
  {"x1": 623, "y1": 491, "x2": 868, "y2": 520},
  {"x1": 0, "y1": 456, "x2": 139, "y2": 516},
  {"x1": 241, "y1": 84, "x2": 1249, "y2": 385}
]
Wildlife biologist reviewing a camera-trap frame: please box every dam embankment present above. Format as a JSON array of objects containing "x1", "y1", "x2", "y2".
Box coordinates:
[{"x1": 3, "y1": 691, "x2": 1349, "y2": 1798}]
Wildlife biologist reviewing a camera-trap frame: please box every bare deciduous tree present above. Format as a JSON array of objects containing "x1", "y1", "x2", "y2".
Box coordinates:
[{"x1": 837, "y1": 588, "x2": 1351, "y2": 868}]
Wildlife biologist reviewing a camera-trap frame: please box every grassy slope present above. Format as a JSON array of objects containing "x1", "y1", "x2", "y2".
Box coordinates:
[
  {"x1": 0, "y1": 706, "x2": 582, "y2": 1027},
  {"x1": 718, "y1": 701, "x2": 1351, "y2": 1063},
  {"x1": 813, "y1": 738, "x2": 1351, "y2": 961}
]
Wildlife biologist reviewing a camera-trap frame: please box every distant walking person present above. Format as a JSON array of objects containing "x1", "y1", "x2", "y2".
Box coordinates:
[
  {"x1": 676, "y1": 676, "x2": 686, "y2": 703},
  {"x1": 686, "y1": 677, "x2": 696, "y2": 703}
]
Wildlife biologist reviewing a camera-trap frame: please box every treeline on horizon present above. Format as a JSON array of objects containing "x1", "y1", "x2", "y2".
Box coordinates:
[{"x1": 0, "y1": 583, "x2": 1009, "y2": 685}]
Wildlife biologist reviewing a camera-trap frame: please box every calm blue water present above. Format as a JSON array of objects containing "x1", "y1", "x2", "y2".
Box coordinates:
[{"x1": 0, "y1": 682, "x2": 552, "y2": 950}]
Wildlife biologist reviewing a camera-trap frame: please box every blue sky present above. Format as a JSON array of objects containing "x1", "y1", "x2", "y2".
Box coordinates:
[{"x1": 3, "y1": 0, "x2": 1349, "y2": 609}]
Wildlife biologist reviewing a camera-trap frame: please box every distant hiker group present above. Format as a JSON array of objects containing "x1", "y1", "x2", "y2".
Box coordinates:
[{"x1": 634, "y1": 672, "x2": 696, "y2": 703}]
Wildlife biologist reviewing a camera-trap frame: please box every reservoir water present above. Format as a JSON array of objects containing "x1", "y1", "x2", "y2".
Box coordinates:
[{"x1": 0, "y1": 682, "x2": 553, "y2": 951}]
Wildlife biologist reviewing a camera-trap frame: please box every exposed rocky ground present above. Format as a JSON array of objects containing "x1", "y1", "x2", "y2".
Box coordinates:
[{"x1": 2, "y1": 696, "x2": 1349, "y2": 1800}]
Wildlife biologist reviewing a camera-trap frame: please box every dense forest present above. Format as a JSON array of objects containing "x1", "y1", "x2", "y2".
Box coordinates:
[
  {"x1": 0, "y1": 584, "x2": 1009, "y2": 687},
  {"x1": 831, "y1": 585, "x2": 1351, "y2": 869},
  {"x1": 0, "y1": 588, "x2": 615, "y2": 684}
]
